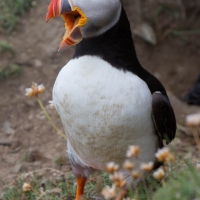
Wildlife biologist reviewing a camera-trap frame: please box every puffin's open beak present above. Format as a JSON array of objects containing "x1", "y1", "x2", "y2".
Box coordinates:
[{"x1": 46, "y1": 0, "x2": 87, "y2": 49}]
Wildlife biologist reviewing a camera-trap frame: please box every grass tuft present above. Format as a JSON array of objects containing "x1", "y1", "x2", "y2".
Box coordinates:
[
  {"x1": 0, "y1": 64, "x2": 23, "y2": 80},
  {"x1": 2, "y1": 172, "x2": 111, "y2": 200},
  {"x1": 2, "y1": 159, "x2": 200, "y2": 199},
  {"x1": 0, "y1": 0, "x2": 33, "y2": 33},
  {"x1": 153, "y1": 5, "x2": 180, "y2": 23},
  {"x1": 153, "y1": 161, "x2": 200, "y2": 200},
  {"x1": 0, "y1": 40, "x2": 14, "y2": 55}
]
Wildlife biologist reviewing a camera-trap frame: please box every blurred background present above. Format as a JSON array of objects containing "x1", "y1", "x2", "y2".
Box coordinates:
[{"x1": 0, "y1": 0, "x2": 200, "y2": 194}]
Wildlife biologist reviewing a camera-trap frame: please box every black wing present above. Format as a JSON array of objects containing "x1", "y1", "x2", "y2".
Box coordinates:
[{"x1": 152, "y1": 91, "x2": 176, "y2": 144}]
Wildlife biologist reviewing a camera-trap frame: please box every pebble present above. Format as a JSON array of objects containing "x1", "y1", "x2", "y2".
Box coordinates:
[{"x1": 3, "y1": 122, "x2": 15, "y2": 135}]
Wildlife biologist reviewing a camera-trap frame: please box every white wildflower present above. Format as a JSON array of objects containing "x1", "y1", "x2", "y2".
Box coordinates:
[
  {"x1": 126, "y1": 145, "x2": 140, "y2": 157},
  {"x1": 123, "y1": 160, "x2": 134, "y2": 171},
  {"x1": 153, "y1": 168, "x2": 165, "y2": 180},
  {"x1": 22, "y1": 183, "x2": 32, "y2": 192},
  {"x1": 25, "y1": 82, "x2": 45, "y2": 97},
  {"x1": 102, "y1": 185, "x2": 117, "y2": 199},
  {"x1": 106, "y1": 162, "x2": 119, "y2": 173},
  {"x1": 110, "y1": 172, "x2": 126, "y2": 187},
  {"x1": 140, "y1": 161, "x2": 154, "y2": 173}
]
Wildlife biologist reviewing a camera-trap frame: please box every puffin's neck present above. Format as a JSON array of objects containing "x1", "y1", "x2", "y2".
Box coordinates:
[
  {"x1": 73, "y1": 7, "x2": 143, "y2": 73},
  {"x1": 73, "y1": 6, "x2": 167, "y2": 95}
]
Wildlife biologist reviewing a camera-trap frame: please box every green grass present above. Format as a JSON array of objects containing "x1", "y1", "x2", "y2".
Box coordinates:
[
  {"x1": 0, "y1": 41, "x2": 14, "y2": 55},
  {"x1": 2, "y1": 161, "x2": 200, "y2": 200},
  {"x1": 153, "y1": 162, "x2": 200, "y2": 200},
  {"x1": 153, "y1": 5, "x2": 180, "y2": 23},
  {"x1": 0, "y1": 41, "x2": 23, "y2": 80},
  {"x1": 0, "y1": 64, "x2": 23, "y2": 80},
  {"x1": 172, "y1": 29, "x2": 200, "y2": 36},
  {"x1": 2, "y1": 172, "x2": 110, "y2": 200},
  {"x1": 0, "y1": 0, "x2": 33, "y2": 33},
  {"x1": 3, "y1": 174, "x2": 74, "y2": 200}
]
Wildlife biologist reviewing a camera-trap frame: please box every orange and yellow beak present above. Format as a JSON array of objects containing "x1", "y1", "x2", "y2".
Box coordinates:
[{"x1": 46, "y1": 0, "x2": 87, "y2": 49}]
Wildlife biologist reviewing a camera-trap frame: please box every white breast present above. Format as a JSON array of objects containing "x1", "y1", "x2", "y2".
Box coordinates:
[{"x1": 53, "y1": 56, "x2": 159, "y2": 170}]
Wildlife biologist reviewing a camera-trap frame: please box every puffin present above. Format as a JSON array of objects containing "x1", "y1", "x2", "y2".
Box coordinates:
[{"x1": 46, "y1": 0, "x2": 176, "y2": 199}]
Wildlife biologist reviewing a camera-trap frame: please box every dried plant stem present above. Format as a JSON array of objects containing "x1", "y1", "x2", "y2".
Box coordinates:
[
  {"x1": 141, "y1": 175, "x2": 150, "y2": 200},
  {"x1": 36, "y1": 97, "x2": 67, "y2": 140},
  {"x1": 134, "y1": 157, "x2": 140, "y2": 198},
  {"x1": 133, "y1": 180, "x2": 139, "y2": 198},
  {"x1": 115, "y1": 188, "x2": 128, "y2": 200}
]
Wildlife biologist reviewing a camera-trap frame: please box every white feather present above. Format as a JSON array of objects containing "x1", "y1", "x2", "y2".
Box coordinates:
[
  {"x1": 53, "y1": 55, "x2": 159, "y2": 172},
  {"x1": 71, "y1": 0, "x2": 121, "y2": 38}
]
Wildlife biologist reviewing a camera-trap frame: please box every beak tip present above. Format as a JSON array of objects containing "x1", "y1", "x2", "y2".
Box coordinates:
[
  {"x1": 46, "y1": 13, "x2": 51, "y2": 22},
  {"x1": 59, "y1": 41, "x2": 68, "y2": 50}
]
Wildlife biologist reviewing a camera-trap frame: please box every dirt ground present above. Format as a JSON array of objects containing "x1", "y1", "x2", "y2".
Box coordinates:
[{"x1": 0, "y1": 0, "x2": 200, "y2": 192}]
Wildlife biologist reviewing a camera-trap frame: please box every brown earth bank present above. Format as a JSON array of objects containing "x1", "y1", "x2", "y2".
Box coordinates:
[{"x1": 0, "y1": 0, "x2": 200, "y2": 191}]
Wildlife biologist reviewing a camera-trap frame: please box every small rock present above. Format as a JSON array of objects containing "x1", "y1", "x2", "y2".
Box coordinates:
[
  {"x1": 23, "y1": 124, "x2": 33, "y2": 131},
  {"x1": 19, "y1": 85, "x2": 26, "y2": 93},
  {"x1": 153, "y1": 72, "x2": 161, "y2": 80},
  {"x1": 10, "y1": 140, "x2": 22, "y2": 153},
  {"x1": 3, "y1": 122, "x2": 15, "y2": 135},
  {"x1": 133, "y1": 22, "x2": 157, "y2": 45},
  {"x1": 11, "y1": 164, "x2": 22, "y2": 173},
  {"x1": 32, "y1": 1, "x2": 37, "y2": 6},
  {"x1": 51, "y1": 188, "x2": 61, "y2": 195},
  {"x1": 33, "y1": 59, "x2": 42, "y2": 68}
]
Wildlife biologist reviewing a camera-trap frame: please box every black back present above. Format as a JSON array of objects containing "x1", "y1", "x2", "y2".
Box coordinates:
[{"x1": 73, "y1": 7, "x2": 167, "y2": 96}]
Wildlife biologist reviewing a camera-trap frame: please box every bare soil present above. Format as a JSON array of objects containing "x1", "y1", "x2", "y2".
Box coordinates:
[{"x1": 0, "y1": 0, "x2": 200, "y2": 191}]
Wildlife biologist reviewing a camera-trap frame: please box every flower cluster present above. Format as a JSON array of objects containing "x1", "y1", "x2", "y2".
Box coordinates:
[
  {"x1": 153, "y1": 167, "x2": 165, "y2": 180},
  {"x1": 22, "y1": 183, "x2": 32, "y2": 192},
  {"x1": 25, "y1": 82, "x2": 45, "y2": 97},
  {"x1": 140, "y1": 161, "x2": 154, "y2": 173},
  {"x1": 102, "y1": 185, "x2": 117, "y2": 199},
  {"x1": 102, "y1": 145, "x2": 175, "y2": 199},
  {"x1": 123, "y1": 160, "x2": 134, "y2": 171},
  {"x1": 106, "y1": 162, "x2": 119, "y2": 174},
  {"x1": 110, "y1": 172, "x2": 126, "y2": 188},
  {"x1": 131, "y1": 170, "x2": 141, "y2": 180},
  {"x1": 126, "y1": 145, "x2": 140, "y2": 157},
  {"x1": 155, "y1": 147, "x2": 175, "y2": 163},
  {"x1": 48, "y1": 100, "x2": 55, "y2": 109},
  {"x1": 185, "y1": 113, "x2": 200, "y2": 127}
]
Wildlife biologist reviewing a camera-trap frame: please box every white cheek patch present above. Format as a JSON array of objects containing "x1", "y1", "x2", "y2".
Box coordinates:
[
  {"x1": 68, "y1": 0, "x2": 74, "y2": 9},
  {"x1": 72, "y1": 0, "x2": 122, "y2": 38}
]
